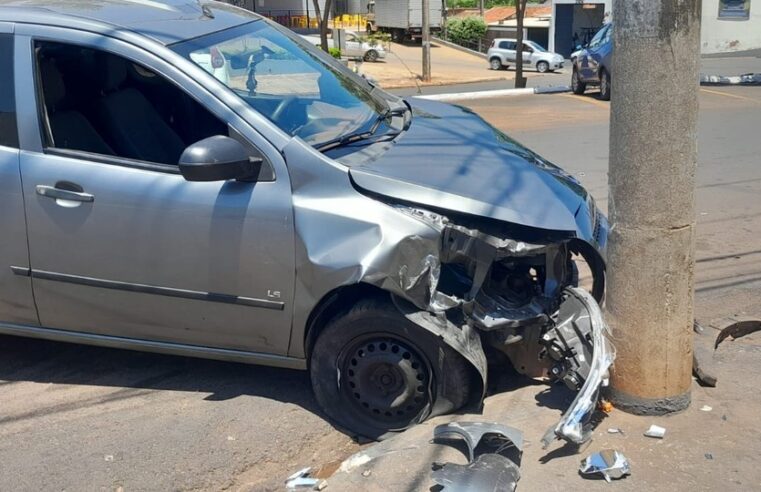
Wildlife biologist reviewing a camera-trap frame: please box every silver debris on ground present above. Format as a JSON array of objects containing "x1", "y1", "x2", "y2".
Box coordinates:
[{"x1": 579, "y1": 449, "x2": 631, "y2": 482}]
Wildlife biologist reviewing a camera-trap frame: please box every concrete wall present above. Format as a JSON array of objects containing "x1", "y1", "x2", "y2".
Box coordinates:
[{"x1": 701, "y1": 0, "x2": 761, "y2": 54}]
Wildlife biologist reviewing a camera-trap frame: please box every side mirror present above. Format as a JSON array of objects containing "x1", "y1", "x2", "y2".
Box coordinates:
[{"x1": 179, "y1": 135, "x2": 259, "y2": 182}]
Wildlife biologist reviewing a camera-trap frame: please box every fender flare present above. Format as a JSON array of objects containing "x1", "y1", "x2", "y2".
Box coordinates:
[{"x1": 391, "y1": 295, "x2": 488, "y2": 409}]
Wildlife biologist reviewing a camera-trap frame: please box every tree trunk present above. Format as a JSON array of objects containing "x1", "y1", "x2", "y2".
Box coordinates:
[
  {"x1": 313, "y1": 0, "x2": 334, "y2": 53},
  {"x1": 514, "y1": 0, "x2": 526, "y2": 88}
]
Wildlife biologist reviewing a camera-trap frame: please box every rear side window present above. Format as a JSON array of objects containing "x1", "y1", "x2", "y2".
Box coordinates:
[
  {"x1": 0, "y1": 34, "x2": 18, "y2": 148},
  {"x1": 499, "y1": 41, "x2": 515, "y2": 50}
]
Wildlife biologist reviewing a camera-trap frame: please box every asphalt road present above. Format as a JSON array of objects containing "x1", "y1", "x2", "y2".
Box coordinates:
[{"x1": 2, "y1": 84, "x2": 760, "y2": 491}]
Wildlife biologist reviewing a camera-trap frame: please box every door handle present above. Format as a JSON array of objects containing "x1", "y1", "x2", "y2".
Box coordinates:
[{"x1": 36, "y1": 184, "x2": 94, "y2": 203}]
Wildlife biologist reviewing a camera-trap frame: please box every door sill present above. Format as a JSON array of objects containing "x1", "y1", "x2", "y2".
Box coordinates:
[{"x1": 0, "y1": 322, "x2": 306, "y2": 370}]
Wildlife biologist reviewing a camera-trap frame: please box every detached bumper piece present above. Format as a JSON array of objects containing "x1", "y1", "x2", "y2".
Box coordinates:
[
  {"x1": 431, "y1": 422, "x2": 523, "y2": 491},
  {"x1": 540, "y1": 287, "x2": 615, "y2": 448}
]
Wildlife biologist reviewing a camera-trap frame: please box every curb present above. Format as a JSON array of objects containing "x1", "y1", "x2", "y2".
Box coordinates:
[
  {"x1": 700, "y1": 73, "x2": 761, "y2": 85},
  {"x1": 416, "y1": 85, "x2": 571, "y2": 101}
]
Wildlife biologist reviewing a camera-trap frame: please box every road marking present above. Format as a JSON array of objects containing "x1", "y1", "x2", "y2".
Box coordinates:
[
  {"x1": 700, "y1": 88, "x2": 761, "y2": 103},
  {"x1": 561, "y1": 94, "x2": 609, "y2": 109}
]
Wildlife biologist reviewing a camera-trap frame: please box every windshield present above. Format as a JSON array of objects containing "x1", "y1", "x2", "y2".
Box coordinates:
[{"x1": 172, "y1": 20, "x2": 387, "y2": 147}]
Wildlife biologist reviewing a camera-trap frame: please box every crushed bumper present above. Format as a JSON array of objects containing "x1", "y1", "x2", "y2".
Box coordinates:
[{"x1": 540, "y1": 287, "x2": 615, "y2": 447}]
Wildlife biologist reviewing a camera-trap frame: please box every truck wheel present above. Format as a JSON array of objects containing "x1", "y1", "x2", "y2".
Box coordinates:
[
  {"x1": 490, "y1": 58, "x2": 503, "y2": 70},
  {"x1": 310, "y1": 297, "x2": 472, "y2": 439},
  {"x1": 572, "y1": 66, "x2": 586, "y2": 94},
  {"x1": 599, "y1": 68, "x2": 611, "y2": 101},
  {"x1": 364, "y1": 49, "x2": 379, "y2": 62},
  {"x1": 366, "y1": 23, "x2": 373, "y2": 32}
]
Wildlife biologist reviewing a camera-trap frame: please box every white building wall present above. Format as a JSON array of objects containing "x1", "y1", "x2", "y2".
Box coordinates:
[
  {"x1": 701, "y1": 0, "x2": 761, "y2": 54},
  {"x1": 549, "y1": 0, "x2": 612, "y2": 54}
]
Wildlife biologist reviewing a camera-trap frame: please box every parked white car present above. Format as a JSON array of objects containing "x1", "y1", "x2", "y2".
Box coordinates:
[
  {"x1": 487, "y1": 39, "x2": 564, "y2": 73},
  {"x1": 302, "y1": 31, "x2": 387, "y2": 62}
]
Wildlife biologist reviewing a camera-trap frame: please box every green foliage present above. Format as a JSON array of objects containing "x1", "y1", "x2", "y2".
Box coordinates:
[
  {"x1": 329, "y1": 47, "x2": 342, "y2": 59},
  {"x1": 446, "y1": 16, "x2": 487, "y2": 46}
]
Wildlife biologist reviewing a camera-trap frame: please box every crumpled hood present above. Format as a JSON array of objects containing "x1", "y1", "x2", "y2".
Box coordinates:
[{"x1": 349, "y1": 98, "x2": 590, "y2": 234}]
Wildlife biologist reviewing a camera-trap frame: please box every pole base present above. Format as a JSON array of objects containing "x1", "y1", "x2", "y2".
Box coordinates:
[{"x1": 605, "y1": 387, "x2": 691, "y2": 416}]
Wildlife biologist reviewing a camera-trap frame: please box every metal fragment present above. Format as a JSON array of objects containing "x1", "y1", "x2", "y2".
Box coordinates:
[
  {"x1": 715, "y1": 319, "x2": 761, "y2": 349},
  {"x1": 579, "y1": 449, "x2": 631, "y2": 482},
  {"x1": 431, "y1": 453, "x2": 520, "y2": 492}
]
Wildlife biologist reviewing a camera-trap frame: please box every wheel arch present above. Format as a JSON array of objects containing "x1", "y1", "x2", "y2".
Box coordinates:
[{"x1": 303, "y1": 282, "x2": 488, "y2": 410}]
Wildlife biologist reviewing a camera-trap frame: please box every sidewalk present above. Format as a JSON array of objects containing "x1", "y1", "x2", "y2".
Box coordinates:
[
  {"x1": 325, "y1": 299, "x2": 761, "y2": 491},
  {"x1": 354, "y1": 41, "x2": 565, "y2": 89}
]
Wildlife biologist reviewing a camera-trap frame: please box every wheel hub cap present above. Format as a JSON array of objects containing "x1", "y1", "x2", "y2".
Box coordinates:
[{"x1": 342, "y1": 338, "x2": 430, "y2": 424}]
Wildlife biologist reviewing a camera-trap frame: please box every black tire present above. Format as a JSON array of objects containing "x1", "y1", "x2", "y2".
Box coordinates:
[
  {"x1": 363, "y1": 49, "x2": 379, "y2": 62},
  {"x1": 536, "y1": 61, "x2": 549, "y2": 73},
  {"x1": 310, "y1": 297, "x2": 472, "y2": 439},
  {"x1": 572, "y1": 66, "x2": 586, "y2": 95},
  {"x1": 599, "y1": 68, "x2": 611, "y2": 101},
  {"x1": 489, "y1": 57, "x2": 503, "y2": 71}
]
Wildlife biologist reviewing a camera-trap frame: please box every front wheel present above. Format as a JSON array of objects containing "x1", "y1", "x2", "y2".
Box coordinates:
[
  {"x1": 363, "y1": 49, "x2": 379, "y2": 62},
  {"x1": 536, "y1": 61, "x2": 549, "y2": 73},
  {"x1": 489, "y1": 57, "x2": 503, "y2": 70},
  {"x1": 599, "y1": 68, "x2": 611, "y2": 100},
  {"x1": 310, "y1": 297, "x2": 472, "y2": 439},
  {"x1": 571, "y1": 67, "x2": 586, "y2": 94}
]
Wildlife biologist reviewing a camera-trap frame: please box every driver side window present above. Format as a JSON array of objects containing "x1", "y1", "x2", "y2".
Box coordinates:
[{"x1": 35, "y1": 41, "x2": 228, "y2": 167}]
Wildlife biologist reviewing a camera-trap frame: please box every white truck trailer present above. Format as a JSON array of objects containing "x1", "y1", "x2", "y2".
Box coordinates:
[{"x1": 366, "y1": 0, "x2": 442, "y2": 42}]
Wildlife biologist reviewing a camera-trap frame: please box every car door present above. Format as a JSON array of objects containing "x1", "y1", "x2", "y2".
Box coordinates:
[
  {"x1": 580, "y1": 25, "x2": 609, "y2": 81},
  {"x1": 0, "y1": 25, "x2": 39, "y2": 327},
  {"x1": 344, "y1": 33, "x2": 363, "y2": 58},
  {"x1": 522, "y1": 42, "x2": 536, "y2": 66},
  {"x1": 499, "y1": 40, "x2": 516, "y2": 63},
  {"x1": 13, "y1": 25, "x2": 296, "y2": 356}
]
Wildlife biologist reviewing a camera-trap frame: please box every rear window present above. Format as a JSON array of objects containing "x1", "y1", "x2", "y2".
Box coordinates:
[{"x1": 0, "y1": 34, "x2": 18, "y2": 148}]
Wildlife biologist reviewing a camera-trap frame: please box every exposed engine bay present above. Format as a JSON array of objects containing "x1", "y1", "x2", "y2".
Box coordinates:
[{"x1": 389, "y1": 204, "x2": 614, "y2": 447}]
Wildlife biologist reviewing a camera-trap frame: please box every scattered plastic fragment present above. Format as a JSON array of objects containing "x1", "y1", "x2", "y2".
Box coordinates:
[
  {"x1": 705, "y1": 453, "x2": 714, "y2": 460},
  {"x1": 285, "y1": 467, "x2": 327, "y2": 491},
  {"x1": 607, "y1": 427, "x2": 624, "y2": 435},
  {"x1": 104, "y1": 455, "x2": 114, "y2": 462},
  {"x1": 700, "y1": 405, "x2": 713, "y2": 412},
  {"x1": 714, "y1": 319, "x2": 761, "y2": 349},
  {"x1": 579, "y1": 449, "x2": 631, "y2": 482},
  {"x1": 431, "y1": 422, "x2": 523, "y2": 491},
  {"x1": 644, "y1": 425, "x2": 666, "y2": 439},
  {"x1": 432, "y1": 454, "x2": 520, "y2": 491}
]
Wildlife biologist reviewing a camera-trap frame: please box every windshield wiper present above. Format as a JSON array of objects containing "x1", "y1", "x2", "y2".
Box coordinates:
[{"x1": 315, "y1": 106, "x2": 408, "y2": 152}]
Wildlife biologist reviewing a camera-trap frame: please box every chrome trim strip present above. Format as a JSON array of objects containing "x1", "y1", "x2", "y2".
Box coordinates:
[
  {"x1": 10, "y1": 267, "x2": 284, "y2": 311},
  {"x1": 0, "y1": 322, "x2": 305, "y2": 370}
]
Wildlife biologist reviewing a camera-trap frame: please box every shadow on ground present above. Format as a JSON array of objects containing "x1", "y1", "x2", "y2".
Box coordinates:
[{"x1": 0, "y1": 334, "x2": 322, "y2": 411}]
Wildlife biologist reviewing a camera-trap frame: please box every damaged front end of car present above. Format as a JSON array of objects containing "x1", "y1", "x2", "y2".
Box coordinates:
[{"x1": 380, "y1": 203, "x2": 614, "y2": 447}]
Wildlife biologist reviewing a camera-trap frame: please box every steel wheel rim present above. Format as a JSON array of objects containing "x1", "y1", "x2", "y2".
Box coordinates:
[{"x1": 340, "y1": 335, "x2": 431, "y2": 428}]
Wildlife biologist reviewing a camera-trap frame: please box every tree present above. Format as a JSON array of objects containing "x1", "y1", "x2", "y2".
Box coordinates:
[
  {"x1": 312, "y1": 0, "x2": 334, "y2": 53},
  {"x1": 514, "y1": 0, "x2": 527, "y2": 88}
]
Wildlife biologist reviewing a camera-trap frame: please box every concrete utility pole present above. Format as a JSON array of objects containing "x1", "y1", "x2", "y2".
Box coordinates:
[
  {"x1": 422, "y1": 0, "x2": 432, "y2": 82},
  {"x1": 479, "y1": 0, "x2": 484, "y2": 17},
  {"x1": 607, "y1": 1, "x2": 702, "y2": 414}
]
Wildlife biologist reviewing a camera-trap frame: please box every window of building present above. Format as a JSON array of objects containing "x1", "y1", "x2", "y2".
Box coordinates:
[{"x1": 719, "y1": 0, "x2": 751, "y2": 19}]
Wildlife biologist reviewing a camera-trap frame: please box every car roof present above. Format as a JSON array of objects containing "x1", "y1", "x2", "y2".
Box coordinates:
[{"x1": 0, "y1": 0, "x2": 261, "y2": 45}]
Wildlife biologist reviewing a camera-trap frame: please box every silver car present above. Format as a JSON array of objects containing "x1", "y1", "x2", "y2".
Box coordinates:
[
  {"x1": 0, "y1": 0, "x2": 611, "y2": 444},
  {"x1": 488, "y1": 38, "x2": 565, "y2": 73}
]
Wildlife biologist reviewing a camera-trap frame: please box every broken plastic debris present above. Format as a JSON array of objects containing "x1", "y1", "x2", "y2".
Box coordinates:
[
  {"x1": 433, "y1": 422, "x2": 523, "y2": 463},
  {"x1": 607, "y1": 427, "x2": 624, "y2": 434},
  {"x1": 705, "y1": 453, "x2": 714, "y2": 460},
  {"x1": 579, "y1": 449, "x2": 631, "y2": 482},
  {"x1": 700, "y1": 405, "x2": 713, "y2": 412},
  {"x1": 104, "y1": 455, "x2": 114, "y2": 462},
  {"x1": 599, "y1": 400, "x2": 614, "y2": 414},
  {"x1": 431, "y1": 454, "x2": 520, "y2": 492},
  {"x1": 285, "y1": 467, "x2": 327, "y2": 491},
  {"x1": 644, "y1": 425, "x2": 666, "y2": 439}
]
